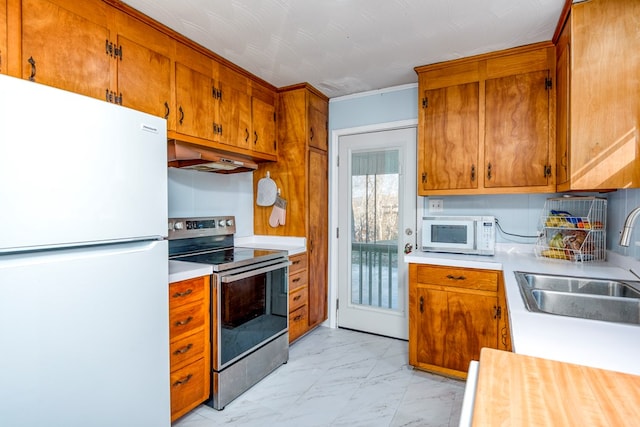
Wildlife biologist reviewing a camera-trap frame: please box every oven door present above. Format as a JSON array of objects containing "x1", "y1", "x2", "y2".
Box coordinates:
[{"x1": 214, "y1": 259, "x2": 289, "y2": 370}]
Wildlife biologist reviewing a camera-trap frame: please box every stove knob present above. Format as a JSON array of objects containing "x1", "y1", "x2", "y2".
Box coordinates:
[
  {"x1": 218, "y1": 219, "x2": 226, "y2": 227},
  {"x1": 226, "y1": 219, "x2": 234, "y2": 226},
  {"x1": 173, "y1": 221, "x2": 184, "y2": 230}
]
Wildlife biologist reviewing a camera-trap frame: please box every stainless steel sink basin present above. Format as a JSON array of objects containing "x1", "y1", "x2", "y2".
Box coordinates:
[{"x1": 515, "y1": 272, "x2": 640, "y2": 325}]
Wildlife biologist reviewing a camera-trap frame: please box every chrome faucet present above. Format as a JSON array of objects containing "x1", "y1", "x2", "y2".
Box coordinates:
[{"x1": 619, "y1": 206, "x2": 640, "y2": 247}]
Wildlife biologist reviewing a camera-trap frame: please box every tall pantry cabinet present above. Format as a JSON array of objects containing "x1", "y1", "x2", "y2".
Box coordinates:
[{"x1": 253, "y1": 83, "x2": 329, "y2": 340}]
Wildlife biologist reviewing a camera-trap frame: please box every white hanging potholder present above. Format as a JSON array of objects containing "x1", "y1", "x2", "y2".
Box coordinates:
[{"x1": 256, "y1": 172, "x2": 277, "y2": 206}]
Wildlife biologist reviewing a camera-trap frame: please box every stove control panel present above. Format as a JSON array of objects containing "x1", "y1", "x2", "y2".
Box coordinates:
[{"x1": 168, "y1": 216, "x2": 236, "y2": 239}]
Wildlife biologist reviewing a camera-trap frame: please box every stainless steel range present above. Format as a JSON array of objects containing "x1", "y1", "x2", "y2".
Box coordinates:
[{"x1": 168, "y1": 216, "x2": 289, "y2": 410}]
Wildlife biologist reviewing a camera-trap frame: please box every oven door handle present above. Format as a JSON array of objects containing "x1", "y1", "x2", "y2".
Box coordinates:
[{"x1": 220, "y1": 260, "x2": 291, "y2": 283}]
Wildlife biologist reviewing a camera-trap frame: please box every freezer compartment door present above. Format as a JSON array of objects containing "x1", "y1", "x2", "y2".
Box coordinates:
[
  {"x1": 0, "y1": 74, "x2": 168, "y2": 252},
  {"x1": 0, "y1": 240, "x2": 170, "y2": 427}
]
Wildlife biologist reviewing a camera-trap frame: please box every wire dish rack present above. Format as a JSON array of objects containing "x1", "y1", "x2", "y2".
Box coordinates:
[{"x1": 534, "y1": 197, "x2": 607, "y2": 262}]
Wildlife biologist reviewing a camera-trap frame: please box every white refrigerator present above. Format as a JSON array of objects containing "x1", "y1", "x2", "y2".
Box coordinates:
[{"x1": 0, "y1": 74, "x2": 170, "y2": 427}]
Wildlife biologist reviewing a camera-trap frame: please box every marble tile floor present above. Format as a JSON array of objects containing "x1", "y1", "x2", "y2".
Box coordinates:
[{"x1": 173, "y1": 326, "x2": 465, "y2": 427}]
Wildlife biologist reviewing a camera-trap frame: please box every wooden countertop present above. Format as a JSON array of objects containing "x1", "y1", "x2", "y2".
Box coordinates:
[{"x1": 472, "y1": 348, "x2": 640, "y2": 426}]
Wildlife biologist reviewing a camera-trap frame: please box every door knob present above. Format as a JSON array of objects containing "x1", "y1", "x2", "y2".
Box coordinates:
[{"x1": 405, "y1": 228, "x2": 413, "y2": 236}]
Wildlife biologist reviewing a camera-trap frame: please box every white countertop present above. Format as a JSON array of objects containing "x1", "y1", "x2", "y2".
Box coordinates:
[
  {"x1": 405, "y1": 245, "x2": 640, "y2": 375},
  {"x1": 169, "y1": 260, "x2": 213, "y2": 283},
  {"x1": 234, "y1": 235, "x2": 306, "y2": 255}
]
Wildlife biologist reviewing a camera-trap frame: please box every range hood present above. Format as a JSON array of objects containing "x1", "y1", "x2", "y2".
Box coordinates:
[{"x1": 167, "y1": 140, "x2": 258, "y2": 173}]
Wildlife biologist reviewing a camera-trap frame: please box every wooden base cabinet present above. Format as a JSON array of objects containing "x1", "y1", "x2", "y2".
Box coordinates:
[
  {"x1": 409, "y1": 264, "x2": 511, "y2": 379},
  {"x1": 555, "y1": 0, "x2": 640, "y2": 191},
  {"x1": 415, "y1": 42, "x2": 556, "y2": 195},
  {"x1": 288, "y1": 252, "x2": 309, "y2": 342},
  {"x1": 169, "y1": 275, "x2": 211, "y2": 422},
  {"x1": 254, "y1": 83, "x2": 329, "y2": 338}
]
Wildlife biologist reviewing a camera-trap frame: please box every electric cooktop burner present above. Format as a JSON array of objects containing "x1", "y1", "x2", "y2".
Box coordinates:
[{"x1": 167, "y1": 216, "x2": 288, "y2": 272}]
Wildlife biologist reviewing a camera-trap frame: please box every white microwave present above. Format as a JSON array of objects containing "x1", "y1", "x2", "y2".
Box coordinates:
[{"x1": 422, "y1": 216, "x2": 496, "y2": 256}]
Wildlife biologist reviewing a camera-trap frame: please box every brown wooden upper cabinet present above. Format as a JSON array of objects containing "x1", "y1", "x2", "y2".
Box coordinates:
[
  {"x1": 415, "y1": 43, "x2": 556, "y2": 195},
  {"x1": 174, "y1": 47, "x2": 216, "y2": 141},
  {"x1": 250, "y1": 81, "x2": 277, "y2": 156},
  {"x1": 21, "y1": 0, "x2": 114, "y2": 100},
  {"x1": 20, "y1": 0, "x2": 173, "y2": 119},
  {"x1": 113, "y1": 10, "x2": 173, "y2": 122},
  {"x1": 1, "y1": 0, "x2": 7, "y2": 75},
  {"x1": 555, "y1": 0, "x2": 640, "y2": 191}
]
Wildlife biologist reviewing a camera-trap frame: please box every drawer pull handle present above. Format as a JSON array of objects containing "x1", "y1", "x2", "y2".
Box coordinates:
[
  {"x1": 293, "y1": 315, "x2": 302, "y2": 321},
  {"x1": 292, "y1": 278, "x2": 300, "y2": 283},
  {"x1": 293, "y1": 295, "x2": 301, "y2": 301},
  {"x1": 292, "y1": 260, "x2": 300, "y2": 265},
  {"x1": 446, "y1": 274, "x2": 466, "y2": 281},
  {"x1": 175, "y1": 316, "x2": 193, "y2": 327},
  {"x1": 172, "y1": 374, "x2": 193, "y2": 387},
  {"x1": 173, "y1": 343, "x2": 193, "y2": 355},
  {"x1": 172, "y1": 289, "x2": 193, "y2": 298}
]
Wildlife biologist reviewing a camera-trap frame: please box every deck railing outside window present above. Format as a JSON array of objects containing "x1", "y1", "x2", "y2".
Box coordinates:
[{"x1": 351, "y1": 241, "x2": 398, "y2": 309}]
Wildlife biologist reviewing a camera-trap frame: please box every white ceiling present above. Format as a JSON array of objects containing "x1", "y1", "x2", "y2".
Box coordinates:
[{"x1": 122, "y1": 0, "x2": 565, "y2": 98}]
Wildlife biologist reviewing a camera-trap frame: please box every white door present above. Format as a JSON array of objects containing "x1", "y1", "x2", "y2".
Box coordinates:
[{"x1": 337, "y1": 127, "x2": 416, "y2": 339}]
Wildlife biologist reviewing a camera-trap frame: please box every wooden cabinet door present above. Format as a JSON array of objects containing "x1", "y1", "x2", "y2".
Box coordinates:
[
  {"x1": 0, "y1": 0, "x2": 6, "y2": 74},
  {"x1": 114, "y1": 12, "x2": 172, "y2": 120},
  {"x1": 419, "y1": 82, "x2": 479, "y2": 192},
  {"x1": 175, "y1": 62, "x2": 214, "y2": 140},
  {"x1": 444, "y1": 291, "x2": 498, "y2": 372},
  {"x1": 413, "y1": 287, "x2": 447, "y2": 367},
  {"x1": 565, "y1": 0, "x2": 640, "y2": 190},
  {"x1": 251, "y1": 95, "x2": 276, "y2": 155},
  {"x1": 21, "y1": 0, "x2": 112, "y2": 100},
  {"x1": 216, "y1": 64, "x2": 251, "y2": 149},
  {"x1": 308, "y1": 92, "x2": 327, "y2": 151},
  {"x1": 484, "y1": 70, "x2": 552, "y2": 188},
  {"x1": 307, "y1": 148, "x2": 328, "y2": 327},
  {"x1": 555, "y1": 16, "x2": 571, "y2": 187}
]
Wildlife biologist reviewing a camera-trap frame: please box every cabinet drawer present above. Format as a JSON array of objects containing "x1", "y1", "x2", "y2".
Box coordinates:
[
  {"x1": 289, "y1": 285, "x2": 308, "y2": 312},
  {"x1": 170, "y1": 302, "x2": 206, "y2": 339},
  {"x1": 170, "y1": 330, "x2": 206, "y2": 370},
  {"x1": 289, "y1": 253, "x2": 307, "y2": 274},
  {"x1": 289, "y1": 269, "x2": 308, "y2": 290},
  {"x1": 289, "y1": 305, "x2": 308, "y2": 342},
  {"x1": 416, "y1": 265, "x2": 498, "y2": 292},
  {"x1": 170, "y1": 357, "x2": 208, "y2": 420},
  {"x1": 169, "y1": 276, "x2": 206, "y2": 309}
]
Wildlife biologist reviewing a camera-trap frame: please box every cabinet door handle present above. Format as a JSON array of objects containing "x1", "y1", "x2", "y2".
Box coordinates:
[
  {"x1": 254, "y1": 131, "x2": 258, "y2": 144},
  {"x1": 487, "y1": 162, "x2": 492, "y2": 180},
  {"x1": 245, "y1": 128, "x2": 249, "y2": 142},
  {"x1": 172, "y1": 288, "x2": 193, "y2": 298},
  {"x1": 164, "y1": 102, "x2": 170, "y2": 119},
  {"x1": 471, "y1": 165, "x2": 476, "y2": 182},
  {"x1": 310, "y1": 127, "x2": 314, "y2": 141},
  {"x1": 173, "y1": 343, "x2": 193, "y2": 355},
  {"x1": 179, "y1": 106, "x2": 184, "y2": 125},
  {"x1": 446, "y1": 274, "x2": 466, "y2": 281},
  {"x1": 419, "y1": 296, "x2": 424, "y2": 313},
  {"x1": 493, "y1": 305, "x2": 502, "y2": 319},
  {"x1": 501, "y1": 326, "x2": 508, "y2": 347},
  {"x1": 174, "y1": 316, "x2": 193, "y2": 327},
  {"x1": 28, "y1": 57, "x2": 36, "y2": 82},
  {"x1": 172, "y1": 374, "x2": 193, "y2": 387},
  {"x1": 422, "y1": 172, "x2": 427, "y2": 184}
]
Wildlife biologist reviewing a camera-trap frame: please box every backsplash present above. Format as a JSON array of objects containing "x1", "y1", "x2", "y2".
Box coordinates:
[
  {"x1": 168, "y1": 168, "x2": 254, "y2": 237},
  {"x1": 423, "y1": 189, "x2": 640, "y2": 260}
]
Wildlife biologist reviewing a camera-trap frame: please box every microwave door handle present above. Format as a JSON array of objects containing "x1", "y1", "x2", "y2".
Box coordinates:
[{"x1": 220, "y1": 260, "x2": 291, "y2": 283}]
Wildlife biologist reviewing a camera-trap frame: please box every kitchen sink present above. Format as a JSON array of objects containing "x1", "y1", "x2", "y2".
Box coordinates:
[{"x1": 515, "y1": 272, "x2": 640, "y2": 325}]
